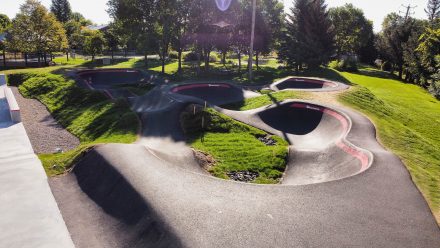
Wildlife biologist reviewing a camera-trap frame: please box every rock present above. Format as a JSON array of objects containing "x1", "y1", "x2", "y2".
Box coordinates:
[
  {"x1": 227, "y1": 171, "x2": 259, "y2": 182},
  {"x1": 257, "y1": 135, "x2": 277, "y2": 146}
]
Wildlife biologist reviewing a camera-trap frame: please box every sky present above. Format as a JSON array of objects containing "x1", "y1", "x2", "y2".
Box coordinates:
[{"x1": 0, "y1": 0, "x2": 430, "y2": 32}]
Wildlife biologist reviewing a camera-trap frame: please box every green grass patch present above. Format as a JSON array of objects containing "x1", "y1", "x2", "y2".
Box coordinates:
[
  {"x1": 181, "y1": 106, "x2": 288, "y2": 184},
  {"x1": 17, "y1": 73, "x2": 139, "y2": 176},
  {"x1": 222, "y1": 90, "x2": 311, "y2": 111},
  {"x1": 338, "y1": 69, "x2": 440, "y2": 222}
]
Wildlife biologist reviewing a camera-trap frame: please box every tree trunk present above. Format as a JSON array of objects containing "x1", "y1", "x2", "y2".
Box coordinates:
[
  {"x1": 2, "y1": 49, "x2": 6, "y2": 67},
  {"x1": 161, "y1": 50, "x2": 166, "y2": 74},
  {"x1": 398, "y1": 64, "x2": 403, "y2": 79},
  {"x1": 178, "y1": 49, "x2": 182, "y2": 73},
  {"x1": 124, "y1": 48, "x2": 127, "y2": 58},
  {"x1": 256, "y1": 51, "x2": 259, "y2": 70},
  {"x1": 144, "y1": 54, "x2": 148, "y2": 68},
  {"x1": 38, "y1": 53, "x2": 41, "y2": 67},
  {"x1": 111, "y1": 50, "x2": 114, "y2": 61},
  {"x1": 204, "y1": 50, "x2": 210, "y2": 71},
  {"x1": 222, "y1": 51, "x2": 226, "y2": 66},
  {"x1": 44, "y1": 53, "x2": 47, "y2": 66},
  {"x1": 66, "y1": 50, "x2": 69, "y2": 61},
  {"x1": 238, "y1": 50, "x2": 241, "y2": 73},
  {"x1": 24, "y1": 53, "x2": 28, "y2": 67}
]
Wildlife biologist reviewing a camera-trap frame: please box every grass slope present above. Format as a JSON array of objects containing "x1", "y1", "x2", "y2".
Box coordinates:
[
  {"x1": 18, "y1": 73, "x2": 138, "y2": 175},
  {"x1": 223, "y1": 90, "x2": 310, "y2": 111},
  {"x1": 181, "y1": 106, "x2": 288, "y2": 184},
  {"x1": 338, "y1": 68, "x2": 440, "y2": 222}
]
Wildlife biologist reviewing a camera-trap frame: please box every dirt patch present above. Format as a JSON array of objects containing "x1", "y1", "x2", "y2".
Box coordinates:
[{"x1": 193, "y1": 149, "x2": 216, "y2": 170}]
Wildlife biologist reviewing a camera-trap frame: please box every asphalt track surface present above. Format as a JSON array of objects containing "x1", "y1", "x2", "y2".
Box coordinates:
[
  {"x1": 50, "y1": 81, "x2": 440, "y2": 247},
  {"x1": 76, "y1": 69, "x2": 155, "y2": 99}
]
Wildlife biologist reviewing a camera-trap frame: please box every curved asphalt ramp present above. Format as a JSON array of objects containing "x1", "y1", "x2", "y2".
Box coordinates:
[
  {"x1": 270, "y1": 76, "x2": 349, "y2": 92},
  {"x1": 75, "y1": 69, "x2": 157, "y2": 99},
  {"x1": 50, "y1": 82, "x2": 440, "y2": 247}
]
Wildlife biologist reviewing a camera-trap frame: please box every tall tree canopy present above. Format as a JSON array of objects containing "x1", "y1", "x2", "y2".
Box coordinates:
[
  {"x1": 50, "y1": 0, "x2": 72, "y2": 23},
  {"x1": 425, "y1": 0, "x2": 440, "y2": 25},
  {"x1": 329, "y1": 4, "x2": 373, "y2": 58},
  {"x1": 279, "y1": 0, "x2": 334, "y2": 70},
  {"x1": 0, "y1": 14, "x2": 11, "y2": 33},
  {"x1": 6, "y1": 0, "x2": 68, "y2": 61}
]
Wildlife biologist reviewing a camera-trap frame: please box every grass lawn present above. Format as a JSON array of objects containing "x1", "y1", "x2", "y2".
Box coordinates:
[
  {"x1": 16, "y1": 73, "x2": 139, "y2": 176},
  {"x1": 181, "y1": 106, "x2": 288, "y2": 184},
  {"x1": 223, "y1": 90, "x2": 311, "y2": 111},
  {"x1": 337, "y1": 67, "x2": 440, "y2": 222}
]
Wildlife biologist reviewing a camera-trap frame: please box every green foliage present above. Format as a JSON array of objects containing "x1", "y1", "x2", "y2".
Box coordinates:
[
  {"x1": 329, "y1": 3, "x2": 374, "y2": 57},
  {"x1": 329, "y1": 57, "x2": 358, "y2": 72},
  {"x1": 6, "y1": 0, "x2": 68, "y2": 54},
  {"x1": 15, "y1": 73, "x2": 138, "y2": 175},
  {"x1": 50, "y1": 0, "x2": 72, "y2": 23},
  {"x1": 0, "y1": 13, "x2": 11, "y2": 32},
  {"x1": 181, "y1": 106, "x2": 288, "y2": 184},
  {"x1": 82, "y1": 29, "x2": 105, "y2": 60},
  {"x1": 223, "y1": 90, "x2": 309, "y2": 111},
  {"x1": 279, "y1": 0, "x2": 334, "y2": 70}
]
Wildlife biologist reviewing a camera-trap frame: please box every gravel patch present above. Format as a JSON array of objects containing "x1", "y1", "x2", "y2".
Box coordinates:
[{"x1": 11, "y1": 87, "x2": 80, "y2": 154}]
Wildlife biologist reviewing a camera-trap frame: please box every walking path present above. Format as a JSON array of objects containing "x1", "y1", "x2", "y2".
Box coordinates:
[{"x1": 0, "y1": 75, "x2": 74, "y2": 248}]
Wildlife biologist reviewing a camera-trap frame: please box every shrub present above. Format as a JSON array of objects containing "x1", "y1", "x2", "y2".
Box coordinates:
[
  {"x1": 184, "y1": 51, "x2": 199, "y2": 62},
  {"x1": 168, "y1": 51, "x2": 179, "y2": 59},
  {"x1": 329, "y1": 57, "x2": 358, "y2": 72},
  {"x1": 381, "y1": 61, "x2": 392, "y2": 72}
]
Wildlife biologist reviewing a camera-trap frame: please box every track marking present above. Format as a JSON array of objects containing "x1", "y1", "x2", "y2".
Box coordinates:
[
  {"x1": 290, "y1": 103, "x2": 369, "y2": 171},
  {"x1": 171, "y1": 83, "x2": 231, "y2": 93}
]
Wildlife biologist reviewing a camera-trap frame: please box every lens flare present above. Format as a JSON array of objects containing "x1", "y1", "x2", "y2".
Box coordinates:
[{"x1": 215, "y1": 0, "x2": 232, "y2": 11}]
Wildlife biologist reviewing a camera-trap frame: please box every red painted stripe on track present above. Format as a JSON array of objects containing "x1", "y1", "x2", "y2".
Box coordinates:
[
  {"x1": 78, "y1": 70, "x2": 140, "y2": 76},
  {"x1": 171, "y1": 83, "x2": 231, "y2": 93},
  {"x1": 336, "y1": 141, "x2": 370, "y2": 171},
  {"x1": 288, "y1": 78, "x2": 337, "y2": 88},
  {"x1": 291, "y1": 103, "x2": 369, "y2": 170}
]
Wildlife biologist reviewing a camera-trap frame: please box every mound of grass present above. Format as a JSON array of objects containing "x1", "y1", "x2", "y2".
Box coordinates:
[
  {"x1": 223, "y1": 90, "x2": 310, "y2": 111},
  {"x1": 338, "y1": 69, "x2": 440, "y2": 222},
  {"x1": 17, "y1": 73, "x2": 139, "y2": 175},
  {"x1": 181, "y1": 105, "x2": 288, "y2": 184}
]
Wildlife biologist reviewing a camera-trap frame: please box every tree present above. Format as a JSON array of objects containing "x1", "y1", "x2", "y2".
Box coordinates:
[
  {"x1": 279, "y1": 0, "x2": 334, "y2": 70},
  {"x1": 50, "y1": 0, "x2": 72, "y2": 23},
  {"x1": 71, "y1": 12, "x2": 92, "y2": 26},
  {"x1": 376, "y1": 13, "x2": 415, "y2": 78},
  {"x1": 6, "y1": 0, "x2": 68, "y2": 66},
  {"x1": 329, "y1": 4, "x2": 373, "y2": 58},
  {"x1": 425, "y1": 0, "x2": 440, "y2": 25},
  {"x1": 0, "y1": 14, "x2": 11, "y2": 32},
  {"x1": 104, "y1": 23, "x2": 120, "y2": 60},
  {"x1": 108, "y1": 0, "x2": 158, "y2": 68},
  {"x1": 416, "y1": 28, "x2": 440, "y2": 84},
  {"x1": 83, "y1": 29, "x2": 105, "y2": 61}
]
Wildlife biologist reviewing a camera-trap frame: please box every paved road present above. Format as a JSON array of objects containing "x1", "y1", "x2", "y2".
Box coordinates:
[
  {"x1": 0, "y1": 80, "x2": 74, "y2": 248},
  {"x1": 50, "y1": 82, "x2": 440, "y2": 247}
]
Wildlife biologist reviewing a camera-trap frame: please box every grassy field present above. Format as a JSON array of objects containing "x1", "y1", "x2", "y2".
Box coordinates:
[
  {"x1": 336, "y1": 67, "x2": 440, "y2": 222},
  {"x1": 17, "y1": 73, "x2": 139, "y2": 176},
  {"x1": 181, "y1": 106, "x2": 288, "y2": 184}
]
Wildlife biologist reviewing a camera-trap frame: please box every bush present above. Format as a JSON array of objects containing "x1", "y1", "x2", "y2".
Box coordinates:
[
  {"x1": 168, "y1": 51, "x2": 179, "y2": 59},
  {"x1": 184, "y1": 51, "x2": 199, "y2": 62},
  {"x1": 329, "y1": 57, "x2": 358, "y2": 72},
  {"x1": 209, "y1": 54, "x2": 217, "y2": 63},
  {"x1": 381, "y1": 61, "x2": 392, "y2": 72}
]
